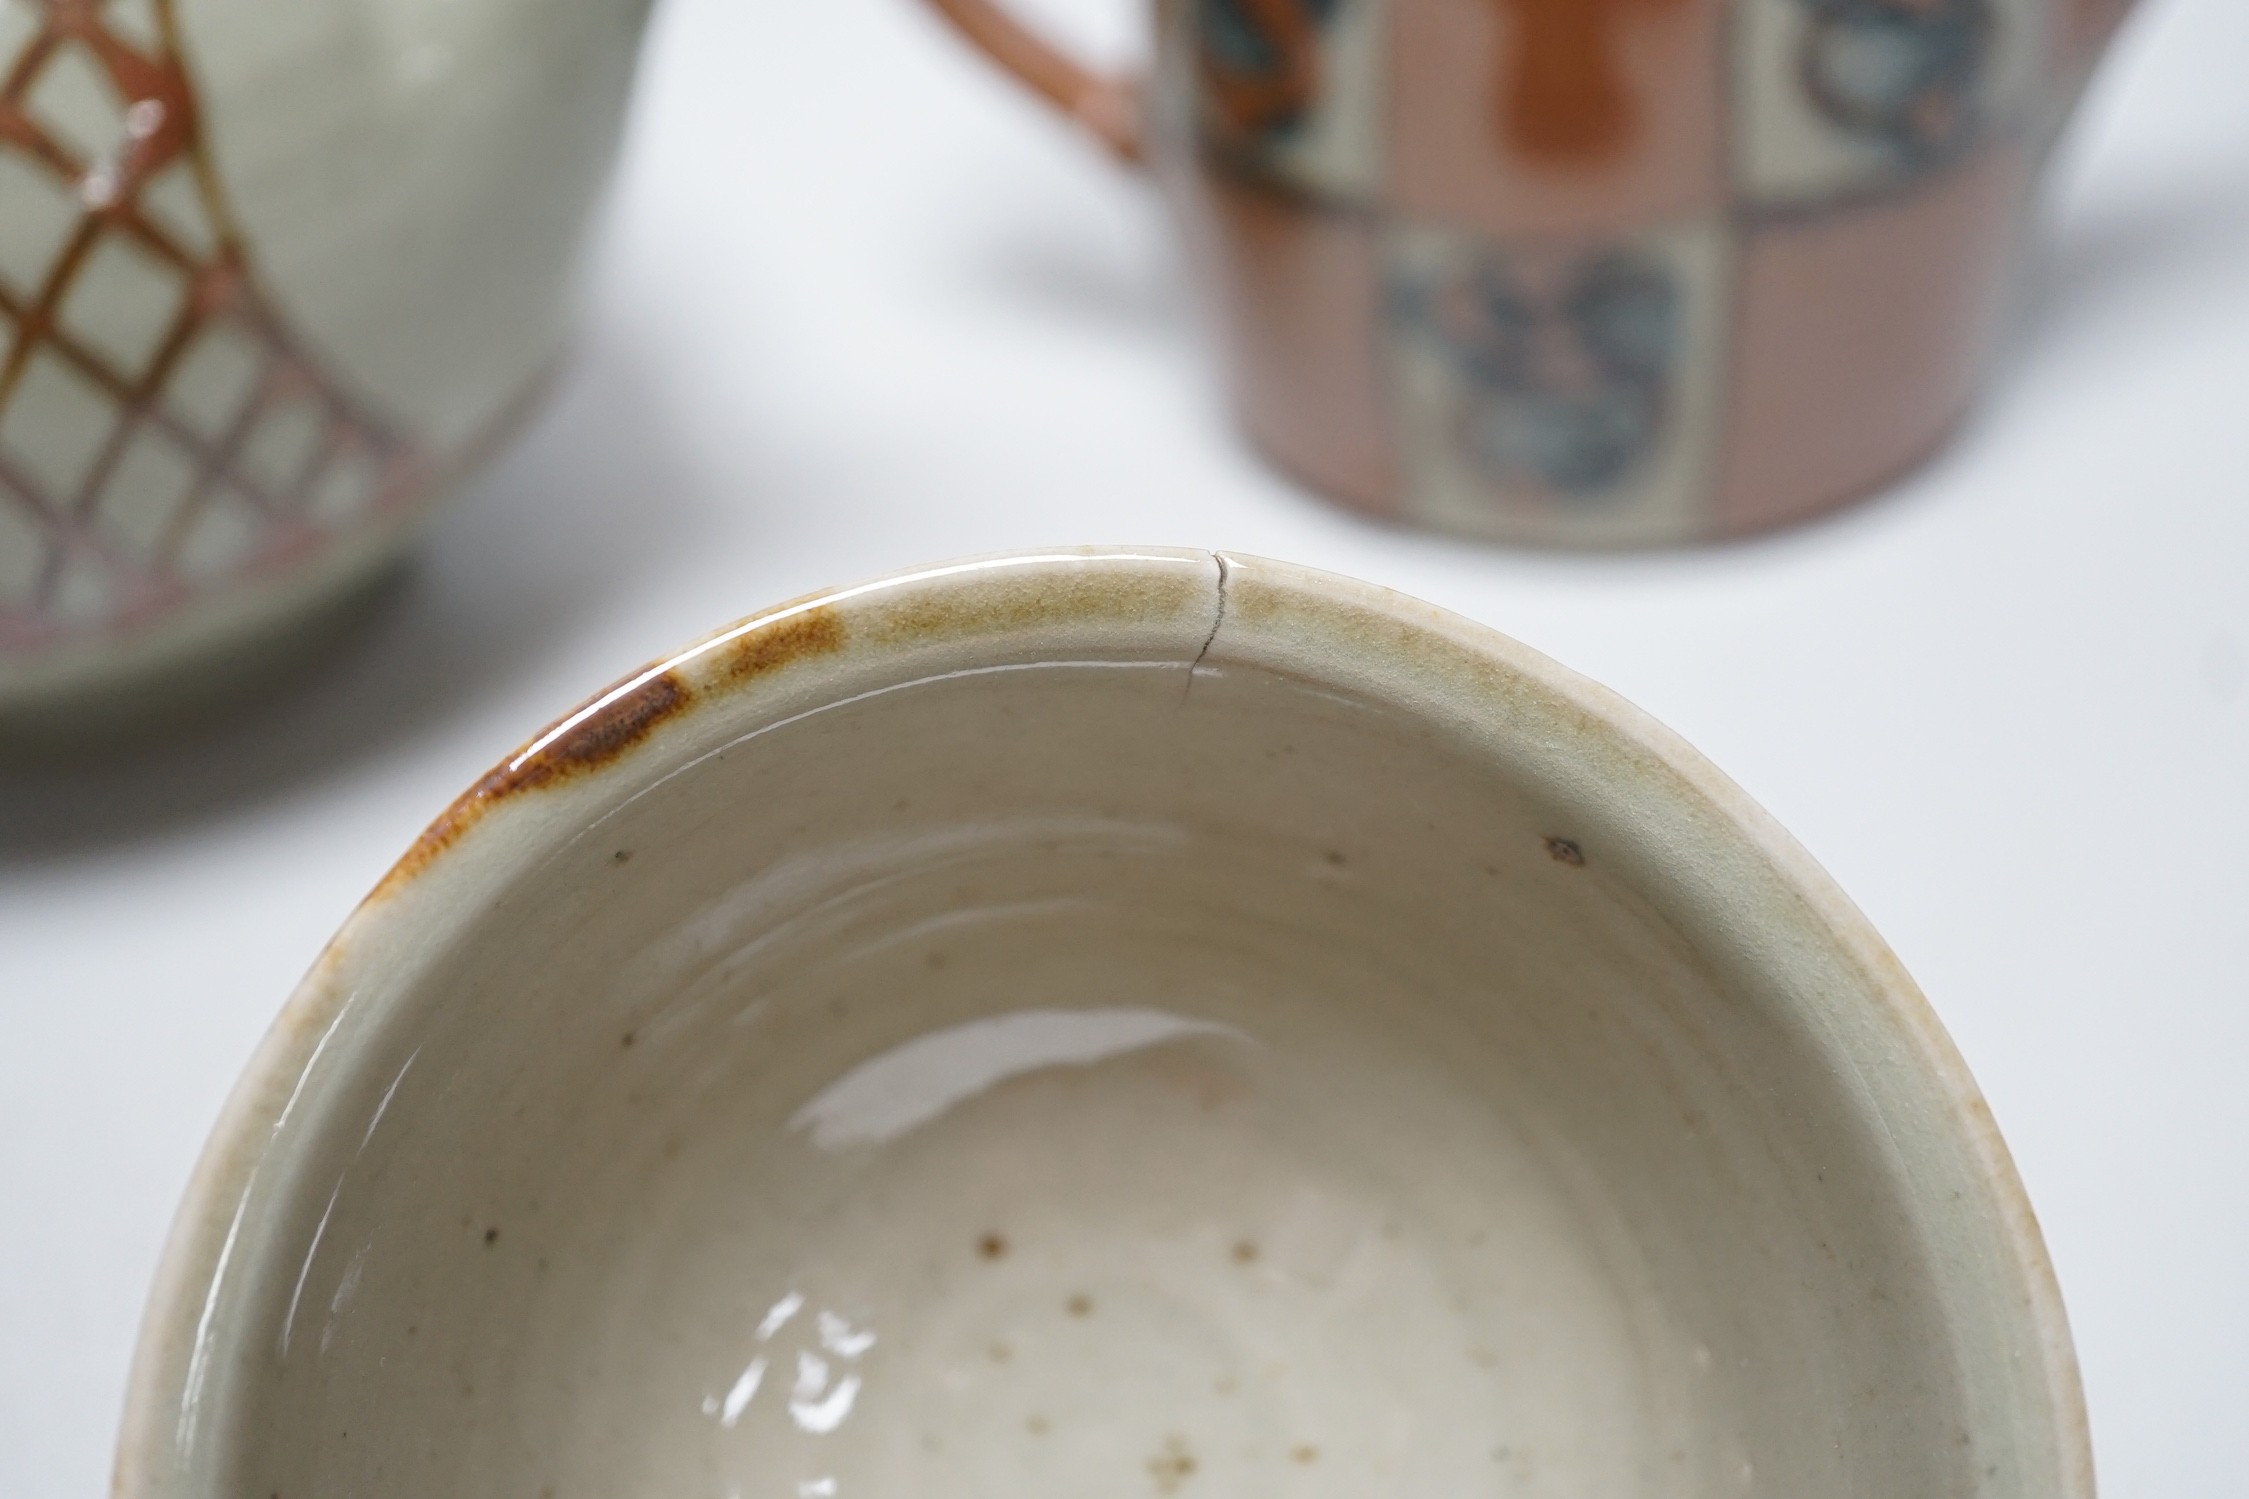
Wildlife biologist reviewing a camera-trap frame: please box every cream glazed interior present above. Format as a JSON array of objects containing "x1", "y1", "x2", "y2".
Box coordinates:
[{"x1": 118, "y1": 550, "x2": 2089, "y2": 1499}]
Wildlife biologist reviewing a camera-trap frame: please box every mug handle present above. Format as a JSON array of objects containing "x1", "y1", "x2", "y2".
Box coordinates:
[{"x1": 917, "y1": 0, "x2": 1147, "y2": 164}]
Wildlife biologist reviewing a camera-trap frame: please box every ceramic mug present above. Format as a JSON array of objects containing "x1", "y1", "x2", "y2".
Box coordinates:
[
  {"x1": 922, "y1": 0, "x2": 2139, "y2": 546},
  {"x1": 119, "y1": 549, "x2": 2089, "y2": 1497},
  {"x1": 0, "y1": 0, "x2": 651, "y2": 736}
]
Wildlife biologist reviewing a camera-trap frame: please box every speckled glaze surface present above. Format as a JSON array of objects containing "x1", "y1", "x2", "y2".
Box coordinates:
[
  {"x1": 0, "y1": 0, "x2": 649, "y2": 729},
  {"x1": 118, "y1": 550, "x2": 2091, "y2": 1499},
  {"x1": 922, "y1": 0, "x2": 2138, "y2": 546}
]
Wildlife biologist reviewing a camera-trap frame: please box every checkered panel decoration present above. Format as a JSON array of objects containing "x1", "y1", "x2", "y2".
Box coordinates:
[{"x1": 1174, "y1": 0, "x2": 2054, "y2": 544}]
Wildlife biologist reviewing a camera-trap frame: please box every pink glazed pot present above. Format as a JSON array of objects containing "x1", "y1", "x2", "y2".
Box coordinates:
[{"x1": 921, "y1": 0, "x2": 2140, "y2": 546}]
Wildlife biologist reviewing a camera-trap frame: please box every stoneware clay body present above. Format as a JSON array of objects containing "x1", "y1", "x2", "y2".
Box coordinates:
[
  {"x1": 119, "y1": 550, "x2": 2091, "y2": 1498},
  {"x1": 0, "y1": 0, "x2": 650, "y2": 736},
  {"x1": 923, "y1": 0, "x2": 2140, "y2": 546}
]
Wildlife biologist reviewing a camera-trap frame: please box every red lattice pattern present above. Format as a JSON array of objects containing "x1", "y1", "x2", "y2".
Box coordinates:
[{"x1": 0, "y1": 0, "x2": 427, "y2": 654}]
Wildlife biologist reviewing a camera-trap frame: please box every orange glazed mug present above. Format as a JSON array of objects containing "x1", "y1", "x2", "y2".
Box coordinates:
[{"x1": 921, "y1": 0, "x2": 2138, "y2": 546}]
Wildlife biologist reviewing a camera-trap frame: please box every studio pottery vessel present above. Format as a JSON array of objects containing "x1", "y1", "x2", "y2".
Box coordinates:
[
  {"x1": 117, "y1": 550, "x2": 2090, "y2": 1498},
  {"x1": 0, "y1": 0, "x2": 650, "y2": 736},
  {"x1": 922, "y1": 0, "x2": 2141, "y2": 546}
]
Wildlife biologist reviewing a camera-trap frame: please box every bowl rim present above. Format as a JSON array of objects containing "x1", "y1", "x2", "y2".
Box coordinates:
[{"x1": 112, "y1": 546, "x2": 2093, "y2": 1497}]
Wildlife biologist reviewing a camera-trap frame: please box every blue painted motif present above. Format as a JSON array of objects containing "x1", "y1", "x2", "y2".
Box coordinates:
[
  {"x1": 1796, "y1": 0, "x2": 1995, "y2": 164},
  {"x1": 1395, "y1": 252, "x2": 1682, "y2": 500}
]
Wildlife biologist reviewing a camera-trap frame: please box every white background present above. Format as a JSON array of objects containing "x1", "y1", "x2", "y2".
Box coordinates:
[{"x1": 3, "y1": 0, "x2": 2243, "y2": 1492}]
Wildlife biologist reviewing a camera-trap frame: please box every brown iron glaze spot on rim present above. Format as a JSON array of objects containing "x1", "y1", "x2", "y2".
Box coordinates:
[
  {"x1": 365, "y1": 603, "x2": 852, "y2": 904},
  {"x1": 710, "y1": 604, "x2": 845, "y2": 686},
  {"x1": 358, "y1": 553, "x2": 1551, "y2": 909},
  {"x1": 867, "y1": 566, "x2": 1208, "y2": 646},
  {"x1": 373, "y1": 669, "x2": 694, "y2": 898}
]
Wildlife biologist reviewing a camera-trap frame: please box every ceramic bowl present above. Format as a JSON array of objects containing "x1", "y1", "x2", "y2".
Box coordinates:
[{"x1": 117, "y1": 549, "x2": 2091, "y2": 1497}]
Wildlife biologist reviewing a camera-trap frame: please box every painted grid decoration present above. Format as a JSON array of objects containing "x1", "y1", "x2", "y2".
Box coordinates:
[{"x1": 0, "y1": 0, "x2": 423, "y2": 656}]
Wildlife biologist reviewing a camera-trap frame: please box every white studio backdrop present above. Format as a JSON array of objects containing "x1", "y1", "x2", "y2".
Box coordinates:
[{"x1": 3, "y1": 0, "x2": 2244, "y2": 1493}]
